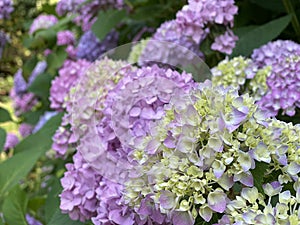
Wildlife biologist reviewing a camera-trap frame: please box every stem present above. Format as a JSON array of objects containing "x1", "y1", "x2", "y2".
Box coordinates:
[{"x1": 282, "y1": 0, "x2": 300, "y2": 41}]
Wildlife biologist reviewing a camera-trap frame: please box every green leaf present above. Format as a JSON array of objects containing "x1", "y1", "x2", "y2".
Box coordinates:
[
  {"x1": 48, "y1": 209, "x2": 85, "y2": 225},
  {"x1": 251, "y1": 161, "x2": 269, "y2": 195},
  {"x1": 22, "y1": 56, "x2": 38, "y2": 80},
  {"x1": 0, "y1": 128, "x2": 6, "y2": 152},
  {"x1": 28, "y1": 196, "x2": 46, "y2": 212},
  {"x1": 34, "y1": 29, "x2": 57, "y2": 48},
  {"x1": 92, "y1": 9, "x2": 127, "y2": 40},
  {"x1": 45, "y1": 178, "x2": 84, "y2": 225},
  {"x1": 44, "y1": 178, "x2": 61, "y2": 223},
  {"x1": 231, "y1": 15, "x2": 292, "y2": 57},
  {"x1": 22, "y1": 110, "x2": 45, "y2": 125},
  {"x1": 0, "y1": 107, "x2": 12, "y2": 123},
  {"x1": 0, "y1": 114, "x2": 63, "y2": 198},
  {"x1": 46, "y1": 47, "x2": 67, "y2": 74},
  {"x1": 14, "y1": 112, "x2": 63, "y2": 154},
  {"x1": 2, "y1": 185, "x2": 28, "y2": 225},
  {"x1": 28, "y1": 73, "x2": 52, "y2": 101},
  {"x1": 250, "y1": 0, "x2": 286, "y2": 12}
]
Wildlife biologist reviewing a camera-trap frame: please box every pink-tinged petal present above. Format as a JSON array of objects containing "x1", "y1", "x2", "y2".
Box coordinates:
[
  {"x1": 146, "y1": 139, "x2": 161, "y2": 154},
  {"x1": 199, "y1": 205, "x2": 213, "y2": 222},
  {"x1": 207, "y1": 189, "x2": 227, "y2": 213},
  {"x1": 172, "y1": 211, "x2": 194, "y2": 225},
  {"x1": 129, "y1": 107, "x2": 141, "y2": 117},
  {"x1": 159, "y1": 190, "x2": 176, "y2": 209}
]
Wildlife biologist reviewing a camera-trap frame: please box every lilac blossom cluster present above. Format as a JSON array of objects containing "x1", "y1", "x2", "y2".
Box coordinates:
[
  {"x1": 56, "y1": 0, "x2": 124, "y2": 31},
  {"x1": 3, "y1": 133, "x2": 19, "y2": 151},
  {"x1": 139, "y1": 20, "x2": 204, "y2": 67},
  {"x1": 57, "y1": 30, "x2": 76, "y2": 46},
  {"x1": 124, "y1": 81, "x2": 300, "y2": 225},
  {"x1": 251, "y1": 40, "x2": 300, "y2": 116},
  {"x1": 0, "y1": 0, "x2": 13, "y2": 20},
  {"x1": 10, "y1": 62, "x2": 47, "y2": 116},
  {"x1": 49, "y1": 59, "x2": 91, "y2": 111},
  {"x1": 176, "y1": 0, "x2": 238, "y2": 54},
  {"x1": 76, "y1": 30, "x2": 119, "y2": 62},
  {"x1": 29, "y1": 14, "x2": 58, "y2": 35}
]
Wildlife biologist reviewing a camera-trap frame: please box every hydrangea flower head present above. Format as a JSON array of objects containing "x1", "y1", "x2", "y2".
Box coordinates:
[
  {"x1": 56, "y1": 0, "x2": 123, "y2": 31},
  {"x1": 57, "y1": 30, "x2": 76, "y2": 46},
  {"x1": 0, "y1": 0, "x2": 14, "y2": 19},
  {"x1": 175, "y1": 0, "x2": 238, "y2": 50},
  {"x1": 29, "y1": 14, "x2": 58, "y2": 35},
  {"x1": 76, "y1": 30, "x2": 119, "y2": 62},
  {"x1": 49, "y1": 59, "x2": 91, "y2": 111},
  {"x1": 19, "y1": 123, "x2": 33, "y2": 138},
  {"x1": 251, "y1": 40, "x2": 300, "y2": 68},
  {"x1": 124, "y1": 80, "x2": 300, "y2": 224},
  {"x1": 211, "y1": 30, "x2": 238, "y2": 55},
  {"x1": 60, "y1": 151, "x2": 101, "y2": 222},
  {"x1": 10, "y1": 88, "x2": 38, "y2": 116},
  {"x1": 251, "y1": 40, "x2": 300, "y2": 116},
  {"x1": 139, "y1": 20, "x2": 204, "y2": 67},
  {"x1": 4, "y1": 133, "x2": 19, "y2": 151},
  {"x1": 212, "y1": 56, "x2": 271, "y2": 101}
]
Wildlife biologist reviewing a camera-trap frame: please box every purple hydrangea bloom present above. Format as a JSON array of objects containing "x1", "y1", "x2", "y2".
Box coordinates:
[
  {"x1": 19, "y1": 123, "x2": 33, "y2": 138},
  {"x1": 4, "y1": 133, "x2": 19, "y2": 151},
  {"x1": 176, "y1": 0, "x2": 238, "y2": 43},
  {"x1": 13, "y1": 69, "x2": 27, "y2": 95},
  {"x1": 49, "y1": 59, "x2": 91, "y2": 111},
  {"x1": 251, "y1": 40, "x2": 300, "y2": 68},
  {"x1": 10, "y1": 88, "x2": 38, "y2": 116},
  {"x1": 0, "y1": 0, "x2": 14, "y2": 19},
  {"x1": 66, "y1": 45, "x2": 77, "y2": 59},
  {"x1": 25, "y1": 214, "x2": 42, "y2": 225},
  {"x1": 76, "y1": 30, "x2": 119, "y2": 62},
  {"x1": 251, "y1": 40, "x2": 300, "y2": 116},
  {"x1": 56, "y1": 0, "x2": 123, "y2": 31},
  {"x1": 139, "y1": 20, "x2": 204, "y2": 67},
  {"x1": 57, "y1": 30, "x2": 76, "y2": 46},
  {"x1": 60, "y1": 151, "x2": 101, "y2": 222},
  {"x1": 29, "y1": 14, "x2": 58, "y2": 35},
  {"x1": 52, "y1": 114, "x2": 77, "y2": 158},
  {"x1": 175, "y1": 0, "x2": 238, "y2": 54},
  {"x1": 211, "y1": 30, "x2": 238, "y2": 55},
  {"x1": 74, "y1": 65, "x2": 194, "y2": 224}
]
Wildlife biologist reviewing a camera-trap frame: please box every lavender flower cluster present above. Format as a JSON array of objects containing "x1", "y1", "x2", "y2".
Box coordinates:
[
  {"x1": 29, "y1": 14, "x2": 58, "y2": 35},
  {"x1": 76, "y1": 30, "x2": 119, "y2": 62},
  {"x1": 56, "y1": 0, "x2": 124, "y2": 31},
  {"x1": 52, "y1": 58, "x2": 128, "y2": 157},
  {"x1": 0, "y1": 0, "x2": 13, "y2": 20},
  {"x1": 50, "y1": 59, "x2": 91, "y2": 111},
  {"x1": 251, "y1": 40, "x2": 300, "y2": 117},
  {"x1": 212, "y1": 40, "x2": 300, "y2": 117},
  {"x1": 139, "y1": 21, "x2": 204, "y2": 67},
  {"x1": 10, "y1": 61, "x2": 47, "y2": 116},
  {"x1": 176, "y1": 0, "x2": 238, "y2": 54}
]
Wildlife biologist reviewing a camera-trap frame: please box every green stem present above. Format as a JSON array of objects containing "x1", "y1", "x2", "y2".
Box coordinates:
[{"x1": 282, "y1": 0, "x2": 300, "y2": 41}]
